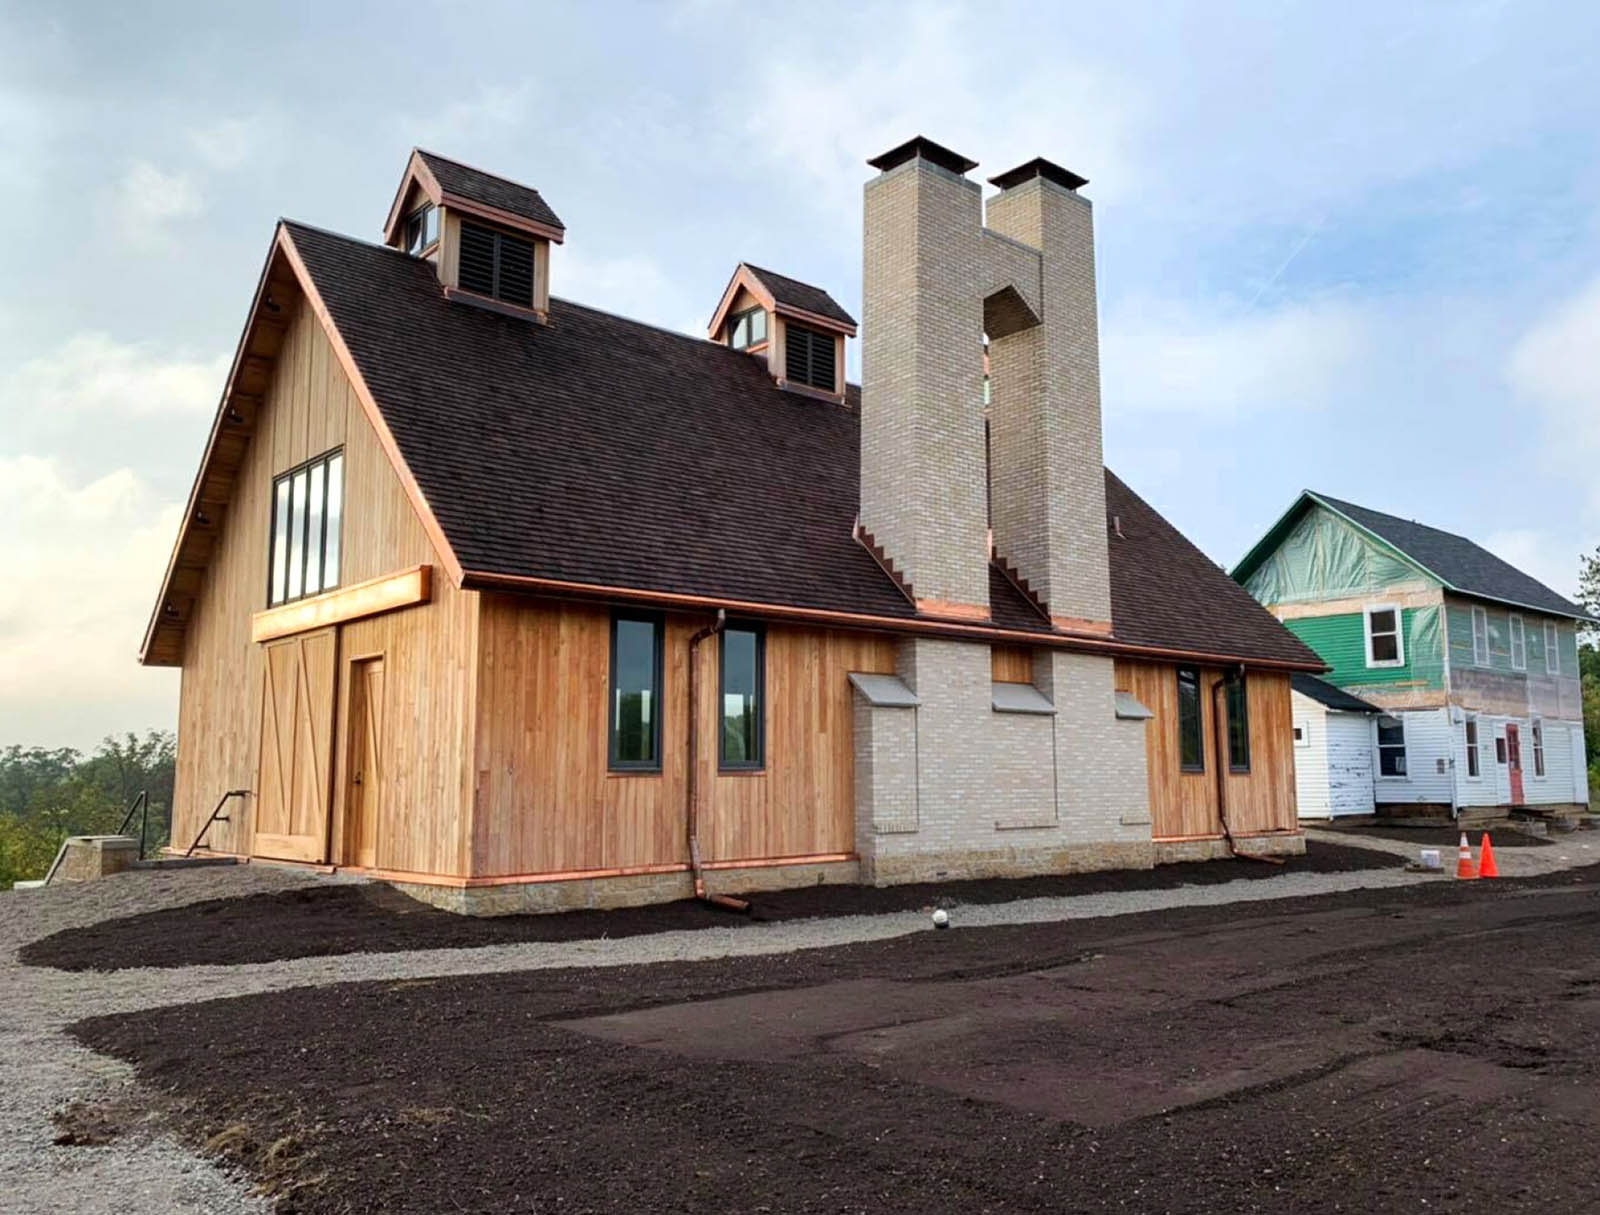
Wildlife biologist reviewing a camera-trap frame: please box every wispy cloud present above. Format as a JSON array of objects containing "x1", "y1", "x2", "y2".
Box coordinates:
[
  {"x1": 108, "y1": 160, "x2": 203, "y2": 243},
  {"x1": 6, "y1": 332, "x2": 227, "y2": 419},
  {"x1": 1507, "y1": 274, "x2": 1600, "y2": 524}
]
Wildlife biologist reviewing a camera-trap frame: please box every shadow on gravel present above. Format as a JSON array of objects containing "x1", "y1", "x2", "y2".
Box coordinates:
[{"x1": 21, "y1": 841, "x2": 1397, "y2": 972}]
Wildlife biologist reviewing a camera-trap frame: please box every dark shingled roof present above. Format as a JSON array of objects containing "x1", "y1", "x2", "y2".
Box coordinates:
[
  {"x1": 416, "y1": 150, "x2": 564, "y2": 232},
  {"x1": 1105, "y1": 473, "x2": 1326, "y2": 668},
  {"x1": 1311, "y1": 492, "x2": 1590, "y2": 620},
  {"x1": 743, "y1": 264, "x2": 857, "y2": 328},
  {"x1": 1291, "y1": 673, "x2": 1379, "y2": 714},
  {"x1": 284, "y1": 220, "x2": 1318, "y2": 665}
]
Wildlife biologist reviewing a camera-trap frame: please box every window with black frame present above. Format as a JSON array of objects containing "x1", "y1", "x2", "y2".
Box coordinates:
[
  {"x1": 1177, "y1": 667, "x2": 1204, "y2": 772},
  {"x1": 727, "y1": 307, "x2": 768, "y2": 350},
  {"x1": 267, "y1": 449, "x2": 344, "y2": 607},
  {"x1": 719, "y1": 626, "x2": 765, "y2": 770},
  {"x1": 404, "y1": 203, "x2": 439, "y2": 255},
  {"x1": 1225, "y1": 673, "x2": 1250, "y2": 772},
  {"x1": 609, "y1": 613, "x2": 663, "y2": 771},
  {"x1": 1377, "y1": 715, "x2": 1407, "y2": 776}
]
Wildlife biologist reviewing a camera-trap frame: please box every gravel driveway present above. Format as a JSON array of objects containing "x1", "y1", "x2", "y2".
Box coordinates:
[{"x1": 0, "y1": 849, "x2": 1447, "y2": 1214}]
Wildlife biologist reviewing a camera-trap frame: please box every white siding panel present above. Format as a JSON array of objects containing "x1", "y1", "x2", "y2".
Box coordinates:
[
  {"x1": 1453, "y1": 713, "x2": 1499, "y2": 809},
  {"x1": 1290, "y1": 692, "x2": 1330, "y2": 819},
  {"x1": 1326, "y1": 713, "x2": 1376, "y2": 815},
  {"x1": 1525, "y1": 721, "x2": 1570, "y2": 806},
  {"x1": 1374, "y1": 708, "x2": 1455, "y2": 807},
  {"x1": 1574, "y1": 724, "x2": 1592, "y2": 804}
]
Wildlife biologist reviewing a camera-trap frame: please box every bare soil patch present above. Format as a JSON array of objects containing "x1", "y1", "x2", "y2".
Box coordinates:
[
  {"x1": 21, "y1": 840, "x2": 1393, "y2": 972},
  {"x1": 1321, "y1": 823, "x2": 1557, "y2": 849},
  {"x1": 69, "y1": 866, "x2": 1600, "y2": 1214}
]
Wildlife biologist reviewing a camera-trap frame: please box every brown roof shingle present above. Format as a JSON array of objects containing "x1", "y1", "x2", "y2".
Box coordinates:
[
  {"x1": 285, "y1": 220, "x2": 1318, "y2": 667},
  {"x1": 743, "y1": 264, "x2": 857, "y2": 328},
  {"x1": 417, "y1": 150, "x2": 565, "y2": 232}
]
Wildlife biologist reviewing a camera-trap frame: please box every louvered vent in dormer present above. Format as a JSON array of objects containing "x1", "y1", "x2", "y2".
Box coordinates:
[
  {"x1": 785, "y1": 323, "x2": 836, "y2": 392},
  {"x1": 459, "y1": 221, "x2": 536, "y2": 308}
]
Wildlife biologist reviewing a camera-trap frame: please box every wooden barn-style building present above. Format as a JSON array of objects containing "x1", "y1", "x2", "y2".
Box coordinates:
[{"x1": 143, "y1": 140, "x2": 1324, "y2": 912}]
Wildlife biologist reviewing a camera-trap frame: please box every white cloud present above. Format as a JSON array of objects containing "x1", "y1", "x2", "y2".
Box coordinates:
[
  {"x1": 0, "y1": 457, "x2": 179, "y2": 749},
  {"x1": 110, "y1": 160, "x2": 203, "y2": 242},
  {"x1": 188, "y1": 115, "x2": 269, "y2": 171},
  {"x1": 407, "y1": 82, "x2": 537, "y2": 151},
  {"x1": 5, "y1": 332, "x2": 227, "y2": 419},
  {"x1": 1483, "y1": 528, "x2": 1582, "y2": 603},
  {"x1": 1507, "y1": 275, "x2": 1600, "y2": 523},
  {"x1": 1101, "y1": 298, "x2": 1369, "y2": 418},
  {"x1": 559, "y1": 247, "x2": 705, "y2": 337}
]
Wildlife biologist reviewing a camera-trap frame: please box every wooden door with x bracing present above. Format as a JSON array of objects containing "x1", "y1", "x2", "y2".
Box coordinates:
[
  {"x1": 253, "y1": 629, "x2": 336, "y2": 862},
  {"x1": 344, "y1": 655, "x2": 386, "y2": 869}
]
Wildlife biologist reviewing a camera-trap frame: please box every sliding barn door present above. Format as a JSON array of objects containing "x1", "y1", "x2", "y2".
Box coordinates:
[{"x1": 253, "y1": 629, "x2": 337, "y2": 862}]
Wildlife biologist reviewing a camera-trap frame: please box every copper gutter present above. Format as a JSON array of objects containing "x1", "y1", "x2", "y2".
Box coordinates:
[
  {"x1": 460, "y1": 569, "x2": 1328, "y2": 674},
  {"x1": 686, "y1": 611, "x2": 750, "y2": 912}
]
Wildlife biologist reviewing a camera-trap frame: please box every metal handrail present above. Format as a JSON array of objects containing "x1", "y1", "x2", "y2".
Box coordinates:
[
  {"x1": 116, "y1": 790, "x2": 150, "y2": 860},
  {"x1": 185, "y1": 790, "x2": 249, "y2": 858}
]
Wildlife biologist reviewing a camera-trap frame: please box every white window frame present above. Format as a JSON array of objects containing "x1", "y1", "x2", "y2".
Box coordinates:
[
  {"x1": 1363, "y1": 603, "x2": 1405, "y2": 669},
  {"x1": 1509, "y1": 613, "x2": 1526, "y2": 671},
  {"x1": 1293, "y1": 720, "x2": 1310, "y2": 749},
  {"x1": 1464, "y1": 715, "x2": 1481, "y2": 780},
  {"x1": 1545, "y1": 621, "x2": 1561, "y2": 676},
  {"x1": 1376, "y1": 714, "x2": 1408, "y2": 780},
  {"x1": 1471, "y1": 605, "x2": 1490, "y2": 666}
]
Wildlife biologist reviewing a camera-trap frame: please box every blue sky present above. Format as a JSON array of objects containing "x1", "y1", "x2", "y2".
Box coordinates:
[{"x1": 4, "y1": 0, "x2": 1599, "y2": 749}]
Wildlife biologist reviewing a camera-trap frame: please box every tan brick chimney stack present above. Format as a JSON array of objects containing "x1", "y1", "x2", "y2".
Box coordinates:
[
  {"x1": 860, "y1": 137, "x2": 990, "y2": 620},
  {"x1": 983, "y1": 159, "x2": 1112, "y2": 632}
]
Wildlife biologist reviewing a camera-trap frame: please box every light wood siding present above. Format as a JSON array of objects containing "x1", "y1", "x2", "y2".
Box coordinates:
[
  {"x1": 470, "y1": 595, "x2": 898, "y2": 877},
  {"x1": 172, "y1": 297, "x2": 477, "y2": 874},
  {"x1": 1114, "y1": 660, "x2": 1298, "y2": 839},
  {"x1": 990, "y1": 645, "x2": 1033, "y2": 684}
]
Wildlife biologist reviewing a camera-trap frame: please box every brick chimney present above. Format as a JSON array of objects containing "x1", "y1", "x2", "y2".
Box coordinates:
[
  {"x1": 984, "y1": 158, "x2": 1111, "y2": 632},
  {"x1": 860, "y1": 137, "x2": 990, "y2": 620}
]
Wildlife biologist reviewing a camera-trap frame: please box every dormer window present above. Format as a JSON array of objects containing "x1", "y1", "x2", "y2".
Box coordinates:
[
  {"x1": 458, "y1": 221, "x2": 535, "y2": 308},
  {"x1": 404, "y1": 204, "x2": 439, "y2": 255},
  {"x1": 728, "y1": 307, "x2": 768, "y2": 350},
  {"x1": 785, "y1": 322, "x2": 837, "y2": 392}
]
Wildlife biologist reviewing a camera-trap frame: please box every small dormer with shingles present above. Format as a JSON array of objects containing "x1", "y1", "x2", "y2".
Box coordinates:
[
  {"x1": 707, "y1": 263, "x2": 857, "y2": 402},
  {"x1": 383, "y1": 149, "x2": 565, "y2": 323}
]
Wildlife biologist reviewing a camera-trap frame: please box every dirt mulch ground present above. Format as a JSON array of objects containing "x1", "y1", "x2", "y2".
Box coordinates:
[
  {"x1": 1320, "y1": 822, "x2": 1557, "y2": 849},
  {"x1": 69, "y1": 866, "x2": 1600, "y2": 1214},
  {"x1": 20, "y1": 840, "x2": 1395, "y2": 972}
]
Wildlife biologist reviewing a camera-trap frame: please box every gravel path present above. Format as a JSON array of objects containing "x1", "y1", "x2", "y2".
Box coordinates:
[
  {"x1": 0, "y1": 848, "x2": 1445, "y2": 1214},
  {"x1": 1304, "y1": 824, "x2": 1599, "y2": 876}
]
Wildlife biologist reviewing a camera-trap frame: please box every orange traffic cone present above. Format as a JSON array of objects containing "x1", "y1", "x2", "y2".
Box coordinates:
[
  {"x1": 1455, "y1": 833, "x2": 1478, "y2": 880},
  {"x1": 1478, "y1": 833, "x2": 1499, "y2": 879}
]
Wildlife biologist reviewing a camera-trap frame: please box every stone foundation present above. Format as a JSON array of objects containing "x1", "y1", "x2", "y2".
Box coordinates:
[
  {"x1": 50, "y1": 835, "x2": 139, "y2": 883},
  {"x1": 1152, "y1": 833, "x2": 1306, "y2": 865},
  {"x1": 393, "y1": 859, "x2": 862, "y2": 917},
  {"x1": 867, "y1": 839, "x2": 1153, "y2": 886}
]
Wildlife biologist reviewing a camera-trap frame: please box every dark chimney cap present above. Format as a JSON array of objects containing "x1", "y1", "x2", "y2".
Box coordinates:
[
  {"x1": 867, "y1": 136, "x2": 978, "y2": 177},
  {"x1": 988, "y1": 158, "x2": 1089, "y2": 192}
]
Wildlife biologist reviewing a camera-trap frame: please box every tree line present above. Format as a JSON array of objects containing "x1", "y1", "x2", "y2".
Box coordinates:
[{"x1": 0, "y1": 732, "x2": 175, "y2": 888}]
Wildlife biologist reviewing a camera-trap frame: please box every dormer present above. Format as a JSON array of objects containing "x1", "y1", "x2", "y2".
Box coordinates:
[
  {"x1": 707, "y1": 263, "x2": 857, "y2": 402},
  {"x1": 383, "y1": 148, "x2": 565, "y2": 323}
]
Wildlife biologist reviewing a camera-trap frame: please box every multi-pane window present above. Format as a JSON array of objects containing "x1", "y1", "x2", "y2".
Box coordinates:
[
  {"x1": 1365, "y1": 605, "x2": 1403, "y2": 667},
  {"x1": 1532, "y1": 720, "x2": 1546, "y2": 777},
  {"x1": 404, "y1": 203, "x2": 439, "y2": 255},
  {"x1": 1177, "y1": 667, "x2": 1204, "y2": 772},
  {"x1": 608, "y1": 614, "x2": 663, "y2": 771},
  {"x1": 1472, "y1": 605, "x2": 1490, "y2": 666},
  {"x1": 1546, "y1": 621, "x2": 1561, "y2": 675},
  {"x1": 784, "y1": 322, "x2": 836, "y2": 391},
  {"x1": 719, "y1": 626, "x2": 765, "y2": 770},
  {"x1": 727, "y1": 307, "x2": 768, "y2": 350},
  {"x1": 1509, "y1": 614, "x2": 1526, "y2": 671},
  {"x1": 1465, "y1": 717, "x2": 1481, "y2": 778},
  {"x1": 458, "y1": 220, "x2": 536, "y2": 308},
  {"x1": 268, "y1": 450, "x2": 343, "y2": 607},
  {"x1": 1377, "y1": 715, "x2": 1407, "y2": 777},
  {"x1": 1225, "y1": 673, "x2": 1250, "y2": 772}
]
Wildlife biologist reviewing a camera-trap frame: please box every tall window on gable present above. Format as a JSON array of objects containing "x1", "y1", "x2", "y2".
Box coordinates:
[
  {"x1": 267, "y1": 449, "x2": 343, "y2": 607},
  {"x1": 1465, "y1": 716, "x2": 1481, "y2": 778},
  {"x1": 719, "y1": 625, "x2": 765, "y2": 770},
  {"x1": 1225, "y1": 673, "x2": 1251, "y2": 773},
  {"x1": 458, "y1": 221, "x2": 535, "y2": 308},
  {"x1": 1472, "y1": 605, "x2": 1490, "y2": 666},
  {"x1": 1509, "y1": 613, "x2": 1526, "y2": 671},
  {"x1": 404, "y1": 203, "x2": 439, "y2": 255},
  {"x1": 1364, "y1": 605, "x2": 1403, "y2": 667},
  {"x1": 609, "y1": 614, "x2": 663, "y2": 771},
  {"x1": 1545, "y1": 621, "x2": 1561, "y2": 675},
  {"x1": 1177, "y1": 667, "x2": 1204, "y2": 772},
  {"x1": 727, "y1": 307, "x2": 768, "y2": 350},
  {"x1": 784, "y1": 322, "x2": 836, "y2": 391},
  {"x1": 1377, "y1": 715, "x2": 1407, "y2": 777}
]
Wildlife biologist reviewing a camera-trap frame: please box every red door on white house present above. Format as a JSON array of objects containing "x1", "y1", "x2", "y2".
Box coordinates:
[{"x1": 1505, "y1": 724, "x2": 1525, "y2": 805}]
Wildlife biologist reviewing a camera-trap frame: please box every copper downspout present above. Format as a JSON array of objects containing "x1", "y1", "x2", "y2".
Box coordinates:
[
  {"x1": 686, "y1": 611, "x2": 750, "y2": 912},
  {"x1": 1212, "y1": 669, "x2": 1284, "y2": 865}
]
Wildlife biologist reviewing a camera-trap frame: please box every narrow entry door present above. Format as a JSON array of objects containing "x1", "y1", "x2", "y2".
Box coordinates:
[
  {"x1": 345, "y1": 656, "x2": 385, "y2": 869},
  {"x1": 1505, "y1": 723, "x2": 1524, "y2": 805},
  {"x1": 254, "y1": 629, "x2": 337, "y2": 862}
]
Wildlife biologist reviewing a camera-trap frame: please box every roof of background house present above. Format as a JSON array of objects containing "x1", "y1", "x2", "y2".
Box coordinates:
[
  {"x1": 741, "y1": 264, "x2": 857, "y2": 328},
  {"x1": 280, "y1": 220, "x2": 1323, "y2": 667},
  {"x1": 1290, "y1": 672, "x2": 1380, "y2": 713},
  {"x1": 415, "y1": 149, "x2": 565, "y2": 232}
]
